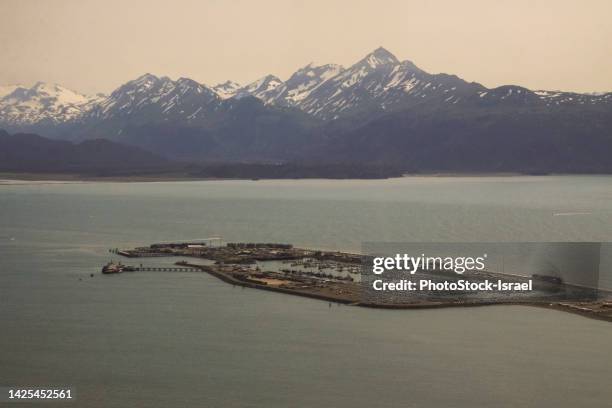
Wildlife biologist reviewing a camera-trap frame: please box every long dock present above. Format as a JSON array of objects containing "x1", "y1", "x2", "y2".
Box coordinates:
[
  {"x1": 102, "y1": 261, "x2": 200, "y2": 274},
  {"x1": 132, "y1": 266, "x2": 199, "y2": 272}
]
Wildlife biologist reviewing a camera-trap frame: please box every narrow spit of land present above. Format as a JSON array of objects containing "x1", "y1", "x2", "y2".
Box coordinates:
[{"x1": 102, "y1": 241, "x2": 612, "y2": 322}]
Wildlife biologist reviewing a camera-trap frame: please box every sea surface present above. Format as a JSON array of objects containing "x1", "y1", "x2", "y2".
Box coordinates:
[{"x1": 1, "y1": 176, "x2": 611, "y2": 407}]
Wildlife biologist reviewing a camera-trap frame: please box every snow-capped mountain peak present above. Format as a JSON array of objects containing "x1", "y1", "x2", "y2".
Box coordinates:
[
  {"x1": 280, "y1": 63, "x2": 345, "y2": 103},
  {"x1": 235, "y1": 75, "x2": 283, "y2": 103},
  {"x1": 291, "y1": 63, "x2": 344, "y2": 80},
  {"x1": 213, "y1": 80, "x2": 241, "y2": 99},
  {"x1": 360, "y1": 47, "x2": 399, "y2": 68},
  {"x1": 243, "y1": 75, "x2": 282, "y2": 93},
  {"x1": 0, "y1": 82, "x2": 94, "y2": 126},
  {"x1": 88, "y1": 74, "x2": 219, "y2": 126},
  {"x1": 175, "y1": 77, "x2": 210, "y2": 94},
  {"x1": 130, "y1": 73, "x2": 161, "y2": 88},
  {"x1": 30, "y1": 82, "x2": 90, "y2": 105},
  {"x1": 1, "y1": 46, "x2": 611, "y2": 134}
]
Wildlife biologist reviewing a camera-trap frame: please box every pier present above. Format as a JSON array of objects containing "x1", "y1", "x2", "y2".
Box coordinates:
[
  {"x1": 102, "y1": 261, "x2": 200, "y2": 274},
  {"x1": 131, "y1": 266, "x2": 200, "y2": 272}
]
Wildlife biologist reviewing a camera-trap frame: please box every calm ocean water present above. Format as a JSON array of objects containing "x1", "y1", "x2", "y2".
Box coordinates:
[{"x1": 1, "y1": 176, "x2": 611, "y2": 407}]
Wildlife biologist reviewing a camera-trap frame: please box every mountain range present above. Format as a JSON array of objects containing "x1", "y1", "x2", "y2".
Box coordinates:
[{"x1": 1, "y1": 47, "x2": 611, "y2": 174}]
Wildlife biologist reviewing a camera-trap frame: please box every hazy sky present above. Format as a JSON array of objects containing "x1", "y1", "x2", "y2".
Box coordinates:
[{"x1": 1, "y1": 0, "x2": 611, "y2": 95}]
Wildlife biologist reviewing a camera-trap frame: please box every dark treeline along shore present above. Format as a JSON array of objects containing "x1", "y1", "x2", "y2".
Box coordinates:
[{"x1": 103, "y1": 241, "x2": 612, "y2": 322}]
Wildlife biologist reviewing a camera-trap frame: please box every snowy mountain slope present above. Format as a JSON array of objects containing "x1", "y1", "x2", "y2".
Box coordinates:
[
  {"x1": 230, "y1": 47, "x2": 612, "y2": 120},
  {"x1": 228, "y1": 63, "x2": 346, "y2": 111},
  {"x1": 268, "y1": 63, "x2": 345, "y2": 106},
  {"x1": 212, "y1": 80, "x2": 241, "y2": 99},
  {"x1": 0, "y1": 82, "x2": 97, "y2": 126},
  {"x1": 290, "y1": 47, "x2": 412, "y2": 118},
  {"x1": 1, "y1": 47, "x2": 611, "y2": 134},
  {"x1": 234, "y1": 75, "x2": 283, "y2": 102},
  {"x1": 531, "y1": 89, "x2": 612, "y2": 107},
  {"x1": 273, "y1": 47, "x2": 489, "y2": 119},
  {"x1": 82, "y1": 74, "x2": 220, "y2": 133}
]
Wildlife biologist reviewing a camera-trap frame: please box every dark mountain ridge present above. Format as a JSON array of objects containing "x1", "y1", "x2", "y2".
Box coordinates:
[
  {"x1": 0, "y1": 130, "x2": 400, "y2": 179},
  {"x1": 0, "y1": 130, "x2": 170, "y2": 174}
]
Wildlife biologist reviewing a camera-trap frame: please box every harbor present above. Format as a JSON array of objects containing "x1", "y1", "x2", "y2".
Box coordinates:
[
  {"x1": 103, "y1": 240, "x2": 612, "y2": 322},
  {"x1": 105, "y1": 241, "x2": 364, "y2": 304}
]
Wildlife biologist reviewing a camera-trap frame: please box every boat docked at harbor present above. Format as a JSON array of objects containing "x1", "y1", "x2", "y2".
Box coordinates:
[{"x1": 101, "y1": 261, "x2": 135, "y2": 274}]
